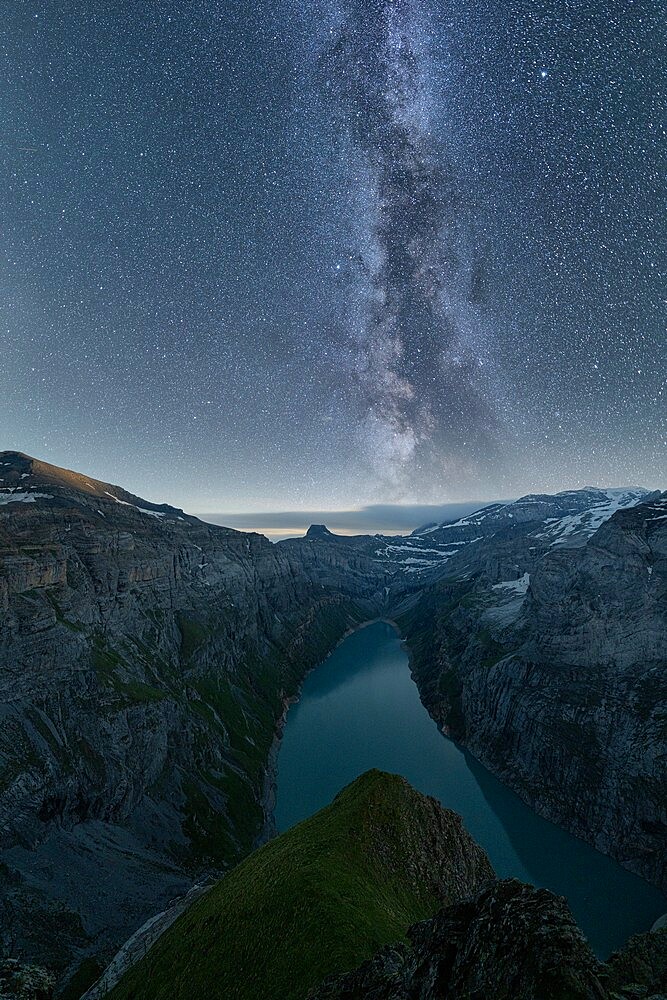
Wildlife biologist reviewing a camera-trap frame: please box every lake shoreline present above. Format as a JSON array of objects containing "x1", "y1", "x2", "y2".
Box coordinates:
[
  {"x1": 258, "y1": 617, "x2": 401, "y2": 847},
  {"x1": 268, "y1": 620, "x2": 667, "y2": 958}
]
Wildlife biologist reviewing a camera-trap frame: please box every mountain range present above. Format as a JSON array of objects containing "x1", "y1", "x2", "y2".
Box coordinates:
[{"x1": 0, "y1": 450, "x2": 665, "y2": 996}]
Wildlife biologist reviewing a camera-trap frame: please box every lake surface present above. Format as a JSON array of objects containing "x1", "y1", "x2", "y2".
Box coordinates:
[{"x1": 274, "y1": 621, "x2": 666, "y2": 958}]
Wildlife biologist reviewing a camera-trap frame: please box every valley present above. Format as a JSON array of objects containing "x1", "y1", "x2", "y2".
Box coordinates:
[
  {"x1": 273, "y1": 621, "x2": 666, "y2": 958},
  {"x1": 0, "y1": 450, "x2": 665, "y2": 997}
]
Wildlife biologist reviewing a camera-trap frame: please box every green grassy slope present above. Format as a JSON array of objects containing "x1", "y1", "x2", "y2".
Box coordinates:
[{"x1": 108, "y1": 770, "x2": 493, "y2": 1000}]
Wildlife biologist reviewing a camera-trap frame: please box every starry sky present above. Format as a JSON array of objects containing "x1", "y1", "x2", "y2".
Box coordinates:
[{"x1": 2, "y1": 0, "x2": 664, "y2": 514}]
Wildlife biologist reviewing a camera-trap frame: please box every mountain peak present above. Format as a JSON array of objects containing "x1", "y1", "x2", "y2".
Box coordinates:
[
  {"x1": 0, "y1": 450, "x2": 192, "y2": 522},
  {"x1": 104, "y1": 770, "x2": 493, "y2": 1000},
  {"x1": 305, "y1": 524, "x2": 335, "y2": 539},
  {"x1": 0, "y1": 451, "x2": 115, "y2": 496}
]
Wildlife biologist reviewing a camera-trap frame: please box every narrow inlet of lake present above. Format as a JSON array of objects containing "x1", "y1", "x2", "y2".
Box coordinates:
[{"x1": 274, "y1": 621, "x2": 666, "y2": 958}]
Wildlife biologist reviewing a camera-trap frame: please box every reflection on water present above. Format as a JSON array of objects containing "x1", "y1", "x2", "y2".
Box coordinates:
[{"x1": 274, "y1": 621, "x2": 666, "y2": 958}]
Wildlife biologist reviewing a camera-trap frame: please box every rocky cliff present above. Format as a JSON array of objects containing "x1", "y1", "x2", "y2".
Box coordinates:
[
  {"x1": 398, "y1": 492, "x2": 667, "y2": 891},
  {"x1": 0, "y1": 451, "x2": 664, "y2": 992},
  {"x1": 0, "y1": 452, "x2": 395, "y2": 988},
  {"x1": 311, "y1": 878, "x2": 667, "y2": 1000}
]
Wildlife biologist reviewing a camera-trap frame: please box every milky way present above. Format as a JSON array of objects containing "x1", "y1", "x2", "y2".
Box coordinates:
[
  {"x1": 319, "y1": 0, "x2": 500, "y2": 491},
  {"x1": 1, "y1": 1, "x2": 664, "y2": 510}
]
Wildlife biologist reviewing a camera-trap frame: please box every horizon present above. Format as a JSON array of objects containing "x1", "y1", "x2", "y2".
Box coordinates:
[
  {"x1": 3, "y1": 444, "x2": 663, "y2": 522},
  {"x1": 3, "y1": 445, "x2": 662, "y2": 541},
  {"x1": 3, "y1": 444, "x2": 663, "y2": 535},
  {"x1": 199, "y1": 500, "x2": 500, "y2": 539},
  {"x1": 1, "y1": 5, "x2": 666, "y2": 995}
]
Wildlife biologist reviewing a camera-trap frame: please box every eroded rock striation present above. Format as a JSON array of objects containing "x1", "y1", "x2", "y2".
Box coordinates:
[
  {"x1": 0, "y1": 450, "x2": 664, "y2": 989},
  {"x1": 399, "y1": 493, "x2": 667, "y2": 891},
  {"x1": 0, "y1": 452, "x2": 395, "y2": 984}
]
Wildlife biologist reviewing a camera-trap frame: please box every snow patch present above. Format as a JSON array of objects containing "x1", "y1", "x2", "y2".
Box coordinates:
[
  {"x1": 493, "y1": 572, "x2": 530, "y2": 595},
  {"x1": 103, "y1": 491, "x2": 165, "y2": 518},
  {"x1": 0, "y1": 491, "x2": 53, "y2": 505}
]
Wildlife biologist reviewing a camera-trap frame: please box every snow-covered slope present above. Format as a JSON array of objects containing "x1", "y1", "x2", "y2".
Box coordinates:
[
  {"x1": 414, "y1": 488, "x2": 648, "y2": 541},
  {"x1": 366, "y1": 488, "x2": 650, "y2": 577},
  {"x1": 297, "y1": 488, "x2": 652, "y2": 580}
]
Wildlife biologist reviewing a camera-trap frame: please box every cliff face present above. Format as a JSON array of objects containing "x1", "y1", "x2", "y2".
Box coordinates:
[
  {"x1": 311, "y1": 878, "x2": 667, "y2": 1000},
  {"x1": 400, "y1": 494, "x2": 667, "y2": 891},
  {"x1": 0, "y1": 453, "x2": 394, "y2": 980}
]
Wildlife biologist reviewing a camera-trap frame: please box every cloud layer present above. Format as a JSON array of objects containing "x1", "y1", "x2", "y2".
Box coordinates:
[{"x1": 202, "y1": 500, "x2": 495, "y2": 539}]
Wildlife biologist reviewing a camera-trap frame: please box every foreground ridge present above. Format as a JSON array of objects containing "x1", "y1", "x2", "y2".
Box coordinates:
[{"x1": 101, "y1": 770, "x2": 494, "y2": 1000}]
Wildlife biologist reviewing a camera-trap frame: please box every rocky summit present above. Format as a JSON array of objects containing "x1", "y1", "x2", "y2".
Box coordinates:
[{"x1": 0, "y1": 450, "x2": 665, "y2": 996}]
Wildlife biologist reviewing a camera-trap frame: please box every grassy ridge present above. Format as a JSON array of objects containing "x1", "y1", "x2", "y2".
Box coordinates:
[{"x1": 109, "y1": 770, "x2": 492, "y2": 1000}]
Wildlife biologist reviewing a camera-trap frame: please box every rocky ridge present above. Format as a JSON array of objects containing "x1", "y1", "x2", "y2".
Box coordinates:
[
  {"x1": 398, "y1": 492, "x2": 667, "y2": 890},
  {"x1": 311, "y1": 878, "x2": 667, "y2": 1000},
  {"x1": 104, "y1": 770, "x2": 495, "y2": 1000},
  {"x1": 0, "y1": 452, "x2": 394, "y2": 988},
  {"x1": 282, "y1": 484, "x2": 667, "y2": 891},
  {"x1": 301, "y1": 487, "x2": 651, "y2": 581}
]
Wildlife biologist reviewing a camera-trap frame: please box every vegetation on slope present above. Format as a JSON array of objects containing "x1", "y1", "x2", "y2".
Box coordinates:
[{"x1": 108, "y1": 770, "x2": 493, "y2": 1000}]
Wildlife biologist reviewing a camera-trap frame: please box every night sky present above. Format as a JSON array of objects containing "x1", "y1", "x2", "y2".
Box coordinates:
[{"x1": 2, "y1": 1, "x2": 664, "y2": 513}]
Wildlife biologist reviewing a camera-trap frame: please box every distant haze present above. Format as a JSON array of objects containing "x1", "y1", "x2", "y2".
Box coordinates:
[{"x1": 199, "y1": 501, "x2": 501, "y2": 541}]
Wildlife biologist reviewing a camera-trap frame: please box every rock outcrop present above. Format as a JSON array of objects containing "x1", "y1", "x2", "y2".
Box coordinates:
[
  {"x1": 0, "y1": 452, "x2": 395, "y2": 986},
  {"x1": 0, "y1": 958, "x2": 55, "y2": 1000},
  {"x1": 104, "y1": 770, "x2": 495, "y2": 1000},
  {"x1": 311, "y1": 878, "x2": 667, "y2": 1000},
  {"x1": 0, "y1": 450, "x2": 664, "y2": 990}
]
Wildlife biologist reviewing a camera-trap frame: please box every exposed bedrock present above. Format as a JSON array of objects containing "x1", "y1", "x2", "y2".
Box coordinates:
[
  {"x1": 0, "y1": 451, "x2": 664, "y2": 989},
  {"x1": 400, "y1": 495, "x2": 667, "y2": 892}
]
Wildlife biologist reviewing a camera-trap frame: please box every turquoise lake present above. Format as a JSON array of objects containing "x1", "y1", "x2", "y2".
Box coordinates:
[{"x1": 274, "y1": 620, "x2": 666, "y2": 958}]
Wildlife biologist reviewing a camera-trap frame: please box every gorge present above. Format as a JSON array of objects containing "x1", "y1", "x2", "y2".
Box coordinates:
[
  {"x1": 0, "y1": 451, "x2": 665, "y2": 995},
  {"x1": 274, "y1": 621, "x2": 665, "y2": 958}
]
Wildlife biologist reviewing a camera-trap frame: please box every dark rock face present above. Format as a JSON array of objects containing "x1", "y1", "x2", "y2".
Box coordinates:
[
  {"x1": 0, "y1": 453, "x2": 396, "y2": 980},
  {"x1": 312, "y1": 879, "x2": 667, "y2": 1000},
  {"x1": 607, "y1": 925, "x2": 667, "y2": 996},
  {"x1": 311, "y1": 879, "x2": 610, "y2": 1000},
  {"x1": 400, "y1": 493, "x2": 667, "y2": 891},
  {"x1": 0, "y1": 451, "x2": 664, "y2": 987},
  {"x1": 0, "y1": 959, "x2": 55, "y2": 1000}
]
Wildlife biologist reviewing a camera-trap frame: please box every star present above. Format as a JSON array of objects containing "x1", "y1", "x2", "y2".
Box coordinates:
[{"x1": 0, "y1": 0, "x2": 662, "y2": 509}]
